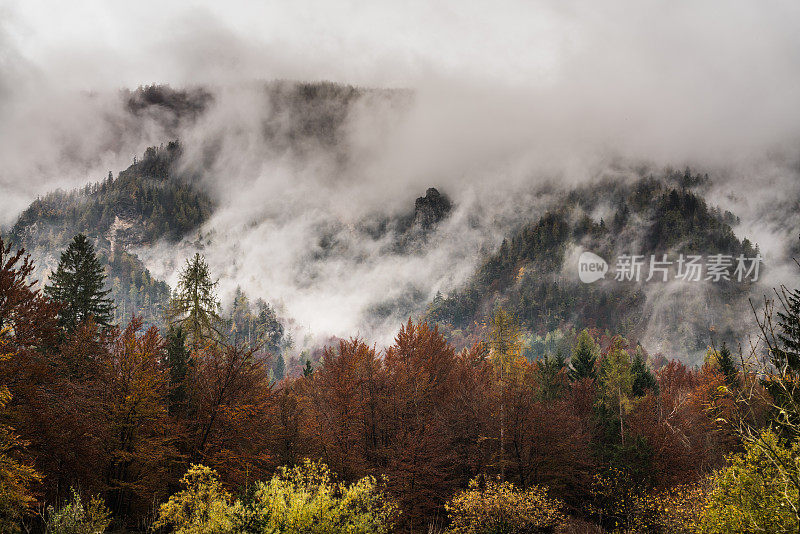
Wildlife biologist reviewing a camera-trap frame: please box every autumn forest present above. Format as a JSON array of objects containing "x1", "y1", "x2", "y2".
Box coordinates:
[
  {"x1": 1, "y1": 219, "x2": 799, "y2": 534},
  {"x1": 4, "y1": 2, "x2": 800, "y2": 532}
]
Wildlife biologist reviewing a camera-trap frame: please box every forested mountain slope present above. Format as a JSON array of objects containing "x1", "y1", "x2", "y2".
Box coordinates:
[
  {"x1": 5, "y1": 141, "x2": 211, "y2": 327},
  {"x1": 2, "y1": 82, "x2": 773, "y2": 366},
  {"x1": 427, "y1": 169, "x2": 762, "y2": 365}
]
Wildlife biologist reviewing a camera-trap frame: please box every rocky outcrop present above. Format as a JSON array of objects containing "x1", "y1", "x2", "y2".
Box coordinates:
[{"x1": 413, "y1": 188, "x2": 452, "y2": 230}]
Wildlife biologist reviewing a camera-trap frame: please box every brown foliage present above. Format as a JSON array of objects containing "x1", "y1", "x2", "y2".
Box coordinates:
[
  {"x1": 0, "y1": 243, "x2": 758, "y2": 533},
  {"x1": 184, "y1": 342, "x2": 275, "y2": 486}
]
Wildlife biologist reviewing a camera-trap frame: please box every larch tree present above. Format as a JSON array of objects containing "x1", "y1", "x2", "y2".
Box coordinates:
[
  {"x1": 44, "y1": 234, "x2": 114, "y2": 332},
  {"x1": 598, "y1": 337, "x2": 634, "y2": 445},
  {"x1": 167, "y1": 253, "x2": 220, "y2": 352}
]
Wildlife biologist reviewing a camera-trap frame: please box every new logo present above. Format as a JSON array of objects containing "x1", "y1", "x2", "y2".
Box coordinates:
[{"x1": 578, "y1": 251, "x2": 608, "y2": 283}]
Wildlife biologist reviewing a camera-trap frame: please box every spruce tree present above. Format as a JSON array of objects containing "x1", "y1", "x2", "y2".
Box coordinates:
[
  {"x1": 631, "y1": 347, "x2": 658, "y2": 396},
  {"x1": 716, "y1": 343, "x2": 740, "y2": 388},
  {"x1": 569, "y1": 329, "x2": 598, "y2": 381},
  {"x1": 166, "y1": 326, "x2": 190, "y2": 416},
  {"x1": 303, "y1": 359, "x2": 314, "y2": 378},
  {"x1": 536, "y1": 349, "x2": 567, "y2": 401},
  {"x1": 44, "y1": 234, "x2": 114, "y2": 332},
  {"x1": 255, "y1": 300, "x2": 284, "y2": 354},
  {"x1": 764, "y1": 286, "x2": 800, "y2": 436},
  {"x1": 273, "y1": 353, "x2": 286, "y2": 382},
  {"x1": 775, "y1": 287, "x2": 800, "y2": 373}
]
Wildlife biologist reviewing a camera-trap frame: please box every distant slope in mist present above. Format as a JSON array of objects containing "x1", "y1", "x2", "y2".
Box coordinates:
[
  {"x1": 426, "y1": 169, "x2": 763, "y2": 365},
  {"x1": 5, "y1": 141, "x2": 212, "y2": 327},
  {"x1": 1, "y1": 81, "x2": 407, "y2": 330},
  {"x1": 2, "y1": 80, "x2": 787, "y2": 366}
]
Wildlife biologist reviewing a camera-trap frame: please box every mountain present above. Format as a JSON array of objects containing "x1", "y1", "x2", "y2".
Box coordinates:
[
  {"x1": 1, "y1": 82, "x2": 776, "y2": 365},
  {"x1": 426, "y1": 169, "x2": 762, "y2": 365},
  {"x1": 5, "y1": 141, "x2": 212, "y2": 328}
]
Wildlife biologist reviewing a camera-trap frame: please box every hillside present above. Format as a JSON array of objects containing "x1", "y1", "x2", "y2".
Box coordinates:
[
  {"x1": 0, "y1": 83, "x2": 772, "y2": 366},
  {"x1": 5, "y1": 141, "x2": 212, "y2": 327},
  {"x1": 427, "y1": 169, "x2": 761, "y2": 365}
]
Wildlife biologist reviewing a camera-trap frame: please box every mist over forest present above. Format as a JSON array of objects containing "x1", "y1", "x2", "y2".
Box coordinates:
[{"x1": 2, "y1": 2, "x2": 800, "y2": 533}]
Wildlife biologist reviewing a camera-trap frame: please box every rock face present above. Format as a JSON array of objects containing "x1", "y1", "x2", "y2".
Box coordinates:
[{"x1": 413, "y1": 188, "x2": 452, "y2": 229}]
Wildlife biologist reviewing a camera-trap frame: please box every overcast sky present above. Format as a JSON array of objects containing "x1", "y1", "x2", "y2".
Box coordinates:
[
  {"x1": 3, "y1": 0, "x2": 800, "y2": 345},
  {"x1": 3, "y1": 1, "x2": 798, "y2": 90},
  {"x1": 3, "y1": 0, "x2": 800, "y2": 220}
]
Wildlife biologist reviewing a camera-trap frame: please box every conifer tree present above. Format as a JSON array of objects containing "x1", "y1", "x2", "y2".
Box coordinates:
[
  {"x1": 166, "y1": 325, "x2": 190, "y2": 416},
  {"x1": 228, "y1": 286, "x2": 251, "y2": 347},
  {"x1": 631, "y1": 347, "x2": 658, "y2": 396},
  {"x1": 762, "y1": 286, "x2": 800, "y2": 436},
  {"x1": 536, "y1": 349, "x2": 567, "y2": 401},
  {"x1": 44, "y1": 234, "x2": 114, "y2": 332},
  {"x1": 303, "y1": 359, "x2": 314, "y2": 378},
  {"x1": 598, "y1": 337, "x2": 634, "y2": 445},
  {"x1": 715, "y1": 343, "x2": 740, "y2": 388},
  {"x1": 487, "y1": 306, "x2": 523, "y2": 480},
  {"x1": 487, "y1": 306, "x2": 523, "y2": 378},
  {"x1": 775, "y1": 287, "x2": 800, "y2": 373},
  {"x1": 167, "y1": 253, "x2": 220, "y2": 351},
  {"x1": 569, "y1": 329, "x2": 598, "y2": 381},
  {"x1": 255, "y1": 300, "x2": 284, "y2": 355},
  {"x1": 273, "y1": 354, "x2": 285, "y2": 382}
]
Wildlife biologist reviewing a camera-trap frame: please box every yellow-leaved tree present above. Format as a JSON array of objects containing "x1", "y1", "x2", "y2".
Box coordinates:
[
  {"x1": 444, "y1": 476, "x2": 564, "y2": 534},
  {"x1": 700, "y1": 430, "x2": 800, "y2": 533},
  {"x1": 486, "y1": 306, "x2": 524, "y2": 479}
]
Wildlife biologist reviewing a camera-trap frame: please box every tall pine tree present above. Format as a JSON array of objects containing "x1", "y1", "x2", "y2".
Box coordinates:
[{"x1": 44, "y1": 234, "x2": 114, "y2": 332}]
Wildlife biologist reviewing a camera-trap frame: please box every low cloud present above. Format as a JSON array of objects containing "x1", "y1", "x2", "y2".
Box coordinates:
[{"x1": 3, "y1": 0, "x2": 800, "y2": 346}]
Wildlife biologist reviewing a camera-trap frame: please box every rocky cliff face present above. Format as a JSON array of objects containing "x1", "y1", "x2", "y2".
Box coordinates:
[{"x1": 413, "y1": 188, "x2": 452, "y2": 229}]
